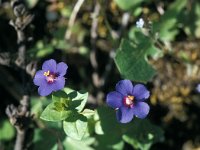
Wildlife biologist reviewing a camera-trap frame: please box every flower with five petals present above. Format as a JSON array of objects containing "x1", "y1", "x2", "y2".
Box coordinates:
[
  {"x1": 106, "y1": 80, "x2": 150, "y2": 123},
  {"x1": 33, "y1": 59, "x2": 68, "y2": 96}
]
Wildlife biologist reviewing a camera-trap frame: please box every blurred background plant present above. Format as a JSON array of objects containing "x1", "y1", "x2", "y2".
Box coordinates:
[{"x1": 0, "y1": 0, "x2": 200, "y2": 150}]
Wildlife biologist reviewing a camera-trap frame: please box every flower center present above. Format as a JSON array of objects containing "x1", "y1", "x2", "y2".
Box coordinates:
[
  {"x1": 123, "y1": 95, "x2": 134, "y2": 108},
  {"x1": 43, "y1": 70, "x2": 57, "y2": 83}
]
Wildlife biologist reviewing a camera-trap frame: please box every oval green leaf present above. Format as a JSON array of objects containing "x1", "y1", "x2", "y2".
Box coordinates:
[
  {"x1": 63, "y1": 114, "x2": 88, "y2": 140},
  {"x1": 40, "y1": 103, "x2": 72, "y2": 122}
]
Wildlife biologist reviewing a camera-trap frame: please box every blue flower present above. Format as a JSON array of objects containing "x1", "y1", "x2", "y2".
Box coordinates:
[
  {"x1": 106, "y1": 80, "x2": 150, "y2": 123},
  {"x1": 136, "y1": 18, "x2": 144, "y2": 28},
  {"x1": 33, "y1": 59, "x2": 68, "y2": 96}
]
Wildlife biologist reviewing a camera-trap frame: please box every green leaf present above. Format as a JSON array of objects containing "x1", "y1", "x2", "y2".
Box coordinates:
[
  {"x1": 31, "y1": 97, "x2": 52, "y2": 120},
  {"x1": 35, "y1": 41, "x2": 54, "y2": 58},
  {"x1": 153, "y1": 0, "x2": 187, "y2": 41},
  {"x1": 63, "y1": 113, "x2": 88, "y2": 140},
  {"x1": 81, "y1": 109, "x2": 95, "y2": 119},
  {"x1": 114, "y1": 38, "x2": 160, "y2": 82},
  {"x1": 94, "y1": 107, "x2": 122, "y2": 134},
  {"x1": 80, "y1": 109, "x2": 96, "y2": 138},
  {"x1": 94, "y1": 107, "x2": 125, "y2": 150},
  {"x1": 31, "y1": 99, "x2": 43, "y2": 117},
  {"x1": 64, "y1": 88, "x2": 88, "y2": 112},
  {"x1": 122, "y1": 119, "x2": 164, "y2": 150},
  {"x1": 114, "y1": 0, "x2": 143, "y2": 11},
  {"x1": 95, "y1": 134, "x2": 124, "y2": 150},
  {"x1": 94, "y1": 107, "x2": 164, "y2": 150},
  {"x1": 33, "y1": 128, "x2": 65, "y2": 150},
  {"x1": 52, "y1": 27, "x2": 66, "y2": 39},
  {"x1": 25, "y1": 0, "x2": 39, "y2": 8},
  {"x1": 0, "y1": 120, "x2": 15, "y2": 141},
  {"x1": 181, "y1": 1, "x2": 200, "y2": 38},
  {"x1": 52, "y1": 88, "x2": 88, "y2": 112},
  {"x1": 194, "y1": 3, "x2": 200, "y2": 38},
  {"x1": 54, "y1": 137, "x2": 94, "y2": 150},
  {"x1": 40, "y1": 103, "x2": 72, "y2": 122},
  {"x1": 52, "y1": 90, "x2": 69, "y2": 102}
]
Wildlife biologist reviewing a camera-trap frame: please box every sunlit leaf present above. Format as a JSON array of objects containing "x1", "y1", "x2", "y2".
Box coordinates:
[
  {"x1": 52, "y1": 137, "x2": 94, "y2": 150},
  {"x1": 94, "y1": 107, "x2": 125, "y2": 149},
  {"x1": 64, "y1": 88, "x2": 88, "y2": 112},
  {"x1": 81, "y1": 109, "x2": 95, "y2": 119},
  {"x1": 26, "y1": 0, "x2": 39, "y2": 8},
  {"x1": 63, "y1": 113, "x2": 88, "y2": 140},
  {"x1": 40, "y1": 103, "x2": 72, "y2": 122}
]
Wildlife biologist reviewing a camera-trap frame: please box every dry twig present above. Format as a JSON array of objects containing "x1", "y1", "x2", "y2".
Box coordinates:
[
  {"x1": 5, "y1": 1, "x2": 34, "y2": 150},
  {"x1": 65, "y1": 0, "x2": 85, "y2": 40}
]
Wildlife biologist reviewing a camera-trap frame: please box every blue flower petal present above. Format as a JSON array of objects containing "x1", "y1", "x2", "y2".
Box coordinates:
[
  {"x1": 56, "y1": 62, "x2": 68, "y2": 76},
  {"x1": 133, "y1": 102, "x2": 149, "y2": 119},
  {"x1": 116, "y1": 106, "x2": 134, "y2": 123},
  {"x1": 116, "y1": 80, "x2": 133, "y2": 96},
  {"x1": 52, "y1": 76, "x2": 65, "y2": 91},
  {"x1": 38, "y1": 82, "x2": 53, "y2": 96},
  {"x1": 33, "y1": 70, "x2": 46, "y2": 86},
  {"x1": 37, "y1": 77, "x2": 65, "y2": 96},
  {"x1": 132, "y1": 84, "x2": 150, "y2": 100},
  {"x1": 42, "y1": 59, "x2": 56, "y2": 72},
  {"x1": 106, "y1": 91, "x2": 123, "y2": 109}
]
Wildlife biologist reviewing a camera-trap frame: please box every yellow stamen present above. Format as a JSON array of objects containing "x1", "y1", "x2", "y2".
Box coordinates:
[
  {"x1": 44, "y1": 70, "x2": 50, "y2": 76},
  {"x1": 128, "y1": 95, "x2": 134, "y2": 101}
]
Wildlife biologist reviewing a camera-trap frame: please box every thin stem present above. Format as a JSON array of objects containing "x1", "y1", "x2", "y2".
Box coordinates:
[
  {"x1": 65, "y1": 0, "x2": 85, "y2": 40},
  {"x1": 14, "y1": 130, "x2": 25, "y2": 150},
  {"x1": 90, "y1": 0, "x2": 101, "y2": 88}
]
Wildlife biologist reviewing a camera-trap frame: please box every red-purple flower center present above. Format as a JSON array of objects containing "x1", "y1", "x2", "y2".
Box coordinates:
[
  {"x1": 43, "y1": 70, "x2": 57, "y2": 83},
  {"x1": 123, "y1": 95, "x2": 134, "y2": 108}
]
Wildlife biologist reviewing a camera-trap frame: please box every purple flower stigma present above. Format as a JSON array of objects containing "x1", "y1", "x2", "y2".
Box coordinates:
[
  {"x1": 123, "y1": 95, "x2": 134, "y2": 108},
  {"x1": 43, "y1": 70, "x2": 57, "y2": 83}
]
